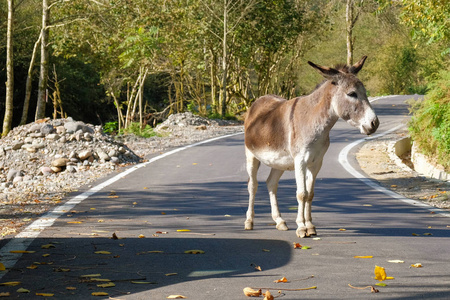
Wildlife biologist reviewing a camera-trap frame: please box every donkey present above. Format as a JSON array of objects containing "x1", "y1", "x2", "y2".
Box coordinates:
[{"x1": 244, "y1": 56, "x2": 379, "y2": 238}]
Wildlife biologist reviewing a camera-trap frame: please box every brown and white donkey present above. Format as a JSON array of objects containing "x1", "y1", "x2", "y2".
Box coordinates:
[{"x1": 244, "y1": 56, "x2": 379, "y2": 238}]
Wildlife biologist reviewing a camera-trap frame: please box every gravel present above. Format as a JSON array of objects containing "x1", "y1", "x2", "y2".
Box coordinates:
[{"x1": 0, "y1": 113, "x2": 243, "y2": 238}]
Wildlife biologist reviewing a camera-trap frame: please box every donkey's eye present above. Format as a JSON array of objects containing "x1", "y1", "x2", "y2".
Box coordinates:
[{"x1": 347, "y1": 92, "x2": 357, "y2": 98}]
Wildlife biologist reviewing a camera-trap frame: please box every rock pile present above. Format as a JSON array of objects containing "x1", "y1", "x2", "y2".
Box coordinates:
[{"x1": 0, "y1": 117, "x2": 140, "y2": 202}]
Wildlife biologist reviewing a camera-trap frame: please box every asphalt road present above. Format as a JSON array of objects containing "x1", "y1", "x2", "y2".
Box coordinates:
[{"x1": 0, "y1": 95, "x2": 449, "y2": 299}]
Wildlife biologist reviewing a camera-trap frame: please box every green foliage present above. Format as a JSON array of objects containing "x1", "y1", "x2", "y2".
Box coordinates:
[
  {"x1": 119, "y1": 122, "x2": 158, "y2": 138},
  {"x1": 409, "y1": 70, "x2": 450, "y2": 169},
  {"x1": 103, "y1": 121, "x2": 118, "y2": 134}
]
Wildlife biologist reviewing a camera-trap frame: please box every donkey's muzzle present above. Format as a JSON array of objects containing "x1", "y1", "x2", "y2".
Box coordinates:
[{"x1": 364, "y1": 116, "x2": 379, "y2": 135}]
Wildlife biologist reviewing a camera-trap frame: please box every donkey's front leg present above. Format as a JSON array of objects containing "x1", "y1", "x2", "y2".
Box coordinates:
[
  {"x1": 294, "y1": 158, "x2": 316, "y2": 238},
  {"x1": 266, "y1": 168, "x2": 287, "y2": 231}
]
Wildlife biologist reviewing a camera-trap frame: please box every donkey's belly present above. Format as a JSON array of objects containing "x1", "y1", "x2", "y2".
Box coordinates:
[{"x1": 252, "y1": 149, "x2": 295, "y2": 171}]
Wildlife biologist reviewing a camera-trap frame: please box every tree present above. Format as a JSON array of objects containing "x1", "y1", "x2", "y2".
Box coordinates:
[
  {"x1": 3, "y1": 0, "x2": 14, "y2": 136},
  {"x1": 34, "y1": 0, "x2": 49, "y2": 120},
  {"x1": 346, "y1": 0, "x2": 363, "y2": 65}
]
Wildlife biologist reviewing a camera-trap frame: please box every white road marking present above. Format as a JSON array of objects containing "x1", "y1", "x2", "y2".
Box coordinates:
[
  {"x1": 339, "y1": 98, "x2": 450, "y2": 218},
  {"x1": 0, "y1": 132, "x2": 243, "y2": 279}
]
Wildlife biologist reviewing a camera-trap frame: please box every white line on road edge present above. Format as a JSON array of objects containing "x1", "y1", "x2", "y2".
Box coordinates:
[
  {"x1": 0, "y1": 131, "x2": 244, "y2": 279},
  {"x1": 338, "y1": 123, "x2": 450, "y2": 218}
]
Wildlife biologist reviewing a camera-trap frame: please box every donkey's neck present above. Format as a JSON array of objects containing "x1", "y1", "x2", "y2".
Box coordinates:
[{"x1": 302, "y1": 81, "x2": 339, "y2": 134}]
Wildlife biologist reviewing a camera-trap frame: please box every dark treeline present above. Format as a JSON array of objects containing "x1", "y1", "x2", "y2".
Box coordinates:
[{"x1": 1, "y1": 0, "x2": 448, "y2": 135}]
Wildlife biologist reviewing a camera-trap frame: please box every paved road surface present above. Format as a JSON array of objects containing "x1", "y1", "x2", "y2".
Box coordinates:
[{"x1": 0, "y1": 95, "x2": 449, "y2": 299}]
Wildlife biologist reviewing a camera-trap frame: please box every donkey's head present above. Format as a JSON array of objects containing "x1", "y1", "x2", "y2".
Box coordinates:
[{"x1": 308, "y1": 56, "x2": 379, "y2": 135}]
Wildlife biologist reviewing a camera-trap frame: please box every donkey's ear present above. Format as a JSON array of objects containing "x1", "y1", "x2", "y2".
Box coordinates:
[
  {"x1": 308, "y1": 61, "x2": 340, "y2": 80},
  {"x1": 349, "y1": 56, "x2": 367, "y2": 74}
]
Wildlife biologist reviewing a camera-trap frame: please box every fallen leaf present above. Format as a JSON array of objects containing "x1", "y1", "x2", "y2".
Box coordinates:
[
  {"x1": 354, "y1": 256, "x2": 373, "y2": 258},
  {"x1": 97, "y1": 220, "x2": 104, "y2": 223},
  {"x1": 423, "y1": 233, "x2": 433, "y2": 236},
  {"x1": 132, "y1": 202, "x2": 137, "y2": 205},
  {"x1": 66, "y1": 287, "x2": 76, "y2": 290},
  {"x1": 348, "y1": 284, "x2": 379, "y2": 293},
  {"x1": 184, "y1": 250, "x2": 205, "y2": 254},
  {"x1": 176, "y1": 229, "x2": 191, "y2": 232},
  {"x1": 293, "y1": 243, "x2": 302, "y2": 249},
  {"x1": 411, "y1": 263, "x2": 422, "y2": 268},
  {"x1": 54, "y1": 268, "x2": 70, "y2": 272},
  {"x1": 67, "y1": 221, "x2": 82, "y2": 224},
  {"x1": 375, "y1": 283, "x2": 387, "y2": 287},
  {"x1": 92, "y1": 292, "x2": 109, "y2": 296},
  {"x1": 250, "y1": 263, "x2": 262, "y2": 271},
  {"x1": 386, "y1": 277, "x2": 395, "y2": 280},
  {"x1": 301, "y1": 246, "x2": 311, "y2": 250},
  {"x1": 0, "y1": 282, "x2": 21, "y2": 286},
  {"x1": 0, "y1": 263, "x2": 5, "y2": 271},
  {"x1": 90, "y1": 278, "x2": 111, "y2": 282},
  {"x1": 36, "y1": 293, "x2": 54, "y2": 297},
  {"x1": 412, "y1": 233, "x2": 419, "y2": 236},
  {"x1": 262, "y1": 249, "x2": 270, "y2": 252},
  {"x1": 9, "y1": 250, "x2": 35, "y2": 254},
  {"x1": 167, "y1": 295, "x2": 187, "y2": 299},
  {"x1": 138, "y1": 234, "x2": 145, "y2": 238},
  {"x1": 97, "y1": 282, "x2": 115, "y2": 288},
  {"x1": 26, "y1": 265, "x2": 38, "y2": 269},
  {"x1": 363, "y1": 204, "x2": 373, "y2": 206},
  {"x1": 0, "y1": 292, "x2": 10, "y2": 297},
  {"x1": 80, "y1": 274, "x2": 102, "y2": 278},
  {"x1": 161, "y1": 212, "x2": 166, "y2": 215},
  {"x1": 17, "y1": 288, "x2": 30, "y2": 293},
  {"x1": 263, "y1": 290, "x2": 274, "y2": 300},
  {"x1": 374, "y1": 265, "x2": 387, "y2": 281},
  {"x1": 243, "y1": 287, "x2": 262, "y2": 297},
  {"x1": 274, "y1": 276, "x2": 289, "y2": 283},
  {"x1": 111, "y1": 232, "x2": 119, "y2": 240},
  {"x1": 42, "y1": 254, "x2": 50, "y2": 257},
  {"x1": 339, "y1": 228, "x2": 346, "y2": 231},
  {"x1": 388, "y1": 260, "x2": 404, "y2": 263},
  {"x1": 41, "y1": 244, "x2": 55, "y2": 249},
  {"x1": 165, "y1": 273, "x2": 178, "y2": 276},
  {"x1": 312, "y1": 237, "x2": 321, "y2": 240},
  {"x1": 131, "y1": 281, "x2": 157, "y2": 284},
  {"x1": 94, "y1": 251, "x2": 111, "y2": 255}
]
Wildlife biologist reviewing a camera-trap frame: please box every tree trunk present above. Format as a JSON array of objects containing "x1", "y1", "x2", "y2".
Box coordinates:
[
  {"x1": 346, "y1": 0, "x2": 354, "y2": 65},
  {"x1": 20, "y1": 32, "x2": 42, "y2": 125},
  {"x1": 3, "y1": 0, "x2": 14, "y2": 136},
  {"x1": 35, "y1": 0, "x2": 50, "y2": 120},
  {"x1": 221, "y1": 0, "x2": 227, "y2": 117}
]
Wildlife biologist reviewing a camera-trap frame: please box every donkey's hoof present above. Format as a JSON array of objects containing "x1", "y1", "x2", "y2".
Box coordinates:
[
  {"x1": 307, "y1": 227, "x2": 317, "y2": 236},
  {"x1": 276, "y1": 222, "x2": 289, "y2": 231},
  {"x1": 244, "y1": 221, "x2": 253, "y2": 230},
  {"x1": 296, "y1": 227, "x2": 307, "y2": 238}
]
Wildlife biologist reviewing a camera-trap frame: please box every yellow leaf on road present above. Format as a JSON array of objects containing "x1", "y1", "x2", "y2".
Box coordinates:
[
  {"x1": 374, "y1": 265, "x2": 387, "y2": 281},
  {"x1": 36, "y1": 293, "x2": 54, "y2": 297},
  {"x1": 0, "y1": 263, "x2": 5, "y2": 271},
  {"x1": 17, "y1": 288, "x2": 30, "y2": 293},
  {"x1": 0, "y1": 292, "x2": 10, "y2": 296},
  {"x1": 184, "y1": 250, "x2": 205, "y2": 254},
  {"x1": 167, "y1": 295, "x2": 187, "y2": 299},
  {"x1": 177, "y1": 229, "x2": 191, "y2": 232},
  {"x1": 97, "y1": 282, "x2": 115, "y2": 288},
  {"x1": 0, "y1": 281, "x2": 21, "y2": 286},
  {"x1": 41, "y1": 244, "x2": 55, "y2": 249},
  {"x1": 94, "y1": 251, "x2": 111, "y2": 255},
  {"x1": 411, "y1": 263, "x2": 423, "y2": 268},
  {"x1": 92, "y1": 292, "x2": 109, "y2": 296},
  {"x1": 9, "y1": 250, "x2": 35, "y2": 254},
  {"x1": 354, "y1": 256, "x2": 373, "y2": 258}
]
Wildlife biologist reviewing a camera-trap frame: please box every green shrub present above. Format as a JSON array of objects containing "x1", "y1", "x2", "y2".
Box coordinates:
[
  {"x1": 119, "y1": 122, "x2": 158, "y2": 138},
  {"x1": 408, "y1": 70, "x2": 450, "y2": 170},
  {"x1": 103, "y1": 121, "x2": 118, "y2": 134}
]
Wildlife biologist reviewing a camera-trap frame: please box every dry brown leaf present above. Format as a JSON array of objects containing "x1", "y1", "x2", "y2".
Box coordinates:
[
  {"x1": 293, "y1": 243, "x2": 302, "y2": 249},
  {"x1": 263, "y1": 290, "x2": 274, "y2": 300},
  {"x1": 166, "y1": 295, "x2": 187, "y2": 299},
  {"x1": 0, "y1": 292, "x2": 10, "y2": 297},
  {"x1": 0, "y1": 263, "x2": 5, "y2": 271},
  {"x1": 243, "y1": 287, "x2": 262, "y2": 297},
  {"x1": 36, "y1": 293, "x2": 54, "y2": 297},
  {"x1": 274, "y1": 277, "x2": 289, "y2": 283},
  {"x1": 250, "y1": 263, "x2": 262, "y2": 271}
]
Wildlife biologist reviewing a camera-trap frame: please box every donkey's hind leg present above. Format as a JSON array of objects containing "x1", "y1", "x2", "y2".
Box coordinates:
[
  {"x1": 266, "y1": 168, "x2": 287, "y2": 231},
  {"x1": 245, "y1": 148, "x2": 260, "y2": 230}
]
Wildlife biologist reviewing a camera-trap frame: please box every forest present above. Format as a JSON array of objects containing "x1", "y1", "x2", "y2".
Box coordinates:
[{"x1": 0, "y1": 0, "x2": 449, "y2": 139}]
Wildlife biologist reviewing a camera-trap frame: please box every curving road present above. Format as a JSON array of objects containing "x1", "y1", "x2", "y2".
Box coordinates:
[{"x1": 0, "y1": 95, "x2": 449, "y2": 299}]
